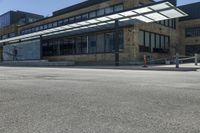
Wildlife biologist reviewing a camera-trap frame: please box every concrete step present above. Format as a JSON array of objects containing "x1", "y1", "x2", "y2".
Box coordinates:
[{"x1": 0, "y1": 60, "x2": 75, "y2": 67}]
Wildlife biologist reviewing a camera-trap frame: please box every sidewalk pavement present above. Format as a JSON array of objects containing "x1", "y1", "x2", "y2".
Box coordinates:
[
  {"x1": 66, "y1": 63, "x2": 200, "y2": 72},
  {"x1": 0, "y1": 63, "x2": 199, "y2": 72}
]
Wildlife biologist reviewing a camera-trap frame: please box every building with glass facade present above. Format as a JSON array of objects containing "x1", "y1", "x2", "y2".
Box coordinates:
[
  {"x1": 0, "y1": 11, "x2": 44, "y2": 60},
  {"x1": 0, "y1": 0, "x2": 197, "y2": 65},
  {"x1": 0, "y1": 11, "x2": 44, "y2": 29}
]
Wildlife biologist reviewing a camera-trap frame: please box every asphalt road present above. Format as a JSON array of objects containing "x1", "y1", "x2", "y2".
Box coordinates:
[{"x1": 0, "y1": 67, "x2": 200, "y2": 133}]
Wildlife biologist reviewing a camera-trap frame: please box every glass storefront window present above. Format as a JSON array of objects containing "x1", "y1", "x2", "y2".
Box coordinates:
[
  {"x1": 96, "y1": 34, "x2": 105, "y2": 53},
  {"x1": 88, "y1": 35, "x2": 96, "y2": 53},
  {"x1": 42, "y1": 30, "x2": 124, "y2": 56},
  {"x1": 82, "y1": 36, "x2": 88, "y2": 54},
  {"x1": 156, "y1": 34, "x2": 160, "y2": 49},
  {"x1": 145, "y1": 32, "x2": 150, "y2": 47},
  {"x1": 75, "y1": 37, "x2": 82, "y2": 54},
  {"x1": 160, "y1": 36, "x2": 165, "y2": 49},
  {"x1": 105, "y1": 32, "x2": 114, "y2": 52},
  {"x1": 139, "y1": 31, "x2": 144, "y2": 46},
  {"x1": 60, "y1": 38, "x2": 75, "y2": 55},
  {"x1": 165, "y1": 36, "x2": 169, "y2": 49}
]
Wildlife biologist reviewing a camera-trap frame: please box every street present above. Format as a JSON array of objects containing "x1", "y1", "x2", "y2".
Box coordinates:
[{"x1": 0, "y1": 66, "x2": 200, "y2": 133}]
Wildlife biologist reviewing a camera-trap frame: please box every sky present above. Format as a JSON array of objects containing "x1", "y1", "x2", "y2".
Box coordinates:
[{"x1": 0, "y1": 0, "x2": 199, "y2": 16}]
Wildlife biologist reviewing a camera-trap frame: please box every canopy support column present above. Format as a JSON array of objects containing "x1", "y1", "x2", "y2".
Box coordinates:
[{"x1": 114, "y1": 20, "x2": 119, "y2": 66}]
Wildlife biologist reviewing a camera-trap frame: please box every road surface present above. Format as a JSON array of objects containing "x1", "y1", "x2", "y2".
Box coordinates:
[{"x1": 0, "y1": 67, "x2": 200, "y2": 133}]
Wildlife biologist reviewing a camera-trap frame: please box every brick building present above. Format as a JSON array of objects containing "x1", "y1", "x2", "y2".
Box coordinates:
[{"x1": 0, "y1": 0, "x2": 196, "y2": 65}]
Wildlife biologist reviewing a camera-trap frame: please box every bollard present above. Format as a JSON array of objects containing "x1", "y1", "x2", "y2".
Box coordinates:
[
  {"x1": 175, "y1": 53, "x2": 179, "y2": 68},
  {"x1": 195, "y1": 53, "x2": 198, "y2": 66},
  {"x1": 143, "y1": 55, "x2": 147, "y2": 67}
]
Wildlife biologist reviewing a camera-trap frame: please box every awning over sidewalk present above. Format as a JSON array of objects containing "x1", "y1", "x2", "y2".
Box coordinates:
[{"x1": 0, "y1": 1, "x2": 187, "y2": 44}]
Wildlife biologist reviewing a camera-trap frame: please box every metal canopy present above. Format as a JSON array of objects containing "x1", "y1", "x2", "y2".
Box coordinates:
[{"x1": 0, "y1": 1, "x2": 187, "y2": 44}]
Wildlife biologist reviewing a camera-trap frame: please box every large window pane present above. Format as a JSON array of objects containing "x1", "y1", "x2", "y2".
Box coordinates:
[
  {"x1": 0, "y1": 12, "x2": 10, "y2": 28},
  {"x1": 75, "y1": 37, "x2": 82, "y2": 54},
  {"x1": 165, "y1": 20, "x2": 169, "y2": 27},
  {"x1": 156, "y1": 34, "x2": 160, "y2": 48},
  {"x1": 105, "y1": 32, "x2": 114, "y2": 52},
  {"x1": 82, "y1": 36, "x2": 88, "y2": 54},
  {"x1": 96, "y1": 34, "x2": 104, "y2": 53},
  {"x1": 145, "y1": 32, "x2": 150, "y2": 47},
  {"x1": 60, "y1": 38, "x2": 75, "y2": 55},
  {"x1": 139, "y1": 31, "x2": 144, "y2": 46},
  {"x1": 185, "y1": 27, "x2": 200, "y2": 37},
  {"x1": 169, "y1": 19, "x2": 172, "y2": 28},
  {"x1": 165, "y1": 36, "x2": 169, "y2": 49},
  {"x1": 161, "y1": 36, "x2": 165, "y2": 49},
  {"x1": 88, "y1": 35, "x2": 96, "y2": 53}
]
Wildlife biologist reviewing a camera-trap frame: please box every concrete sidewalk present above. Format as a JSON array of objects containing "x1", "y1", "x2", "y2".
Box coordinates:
[
  {"x1": 0, "y1": 62, "x2": 199, "y2": 71},
  {"x1": 65, "y1": 63, "x2": 200, "y2": 72}
]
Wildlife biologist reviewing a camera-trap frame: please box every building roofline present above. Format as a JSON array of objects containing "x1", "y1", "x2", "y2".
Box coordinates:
[
  {"x1": 19, "y1": 0, "x2": 157, "y2": 29},
  {"x1": 18, "y1": 0, "x2": 120, "y2": 28},
  {"x1": 15, "y1": 10, "x2": 44, "y2": 18},
  {"x1": 53, "y1": 0, "x2": 110, "y2": 16},
  {"x1": 0, "y1": 10, "x2": 44, "y2": 18}
]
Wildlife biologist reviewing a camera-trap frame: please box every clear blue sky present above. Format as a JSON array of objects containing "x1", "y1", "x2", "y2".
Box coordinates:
[{"x1": 0, "y1": 0, "x2": 199, "y2": 16}]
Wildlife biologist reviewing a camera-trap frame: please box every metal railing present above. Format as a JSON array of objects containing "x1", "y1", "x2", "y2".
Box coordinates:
[
  {"x1": 142, "y1": 53, "x2": 199, "y2": 68},
  {"x1": 175, "y1": 53, "x2": 199, "y2": 68}
]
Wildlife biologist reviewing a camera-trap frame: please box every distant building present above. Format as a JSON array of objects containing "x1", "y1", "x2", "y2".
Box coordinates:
[
  {"x1": 0, "y1": 11, "x2": 43, "y2": 60},
  {"x1": 0, "y1": 11, "x2": 44, "y2": 28}
]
